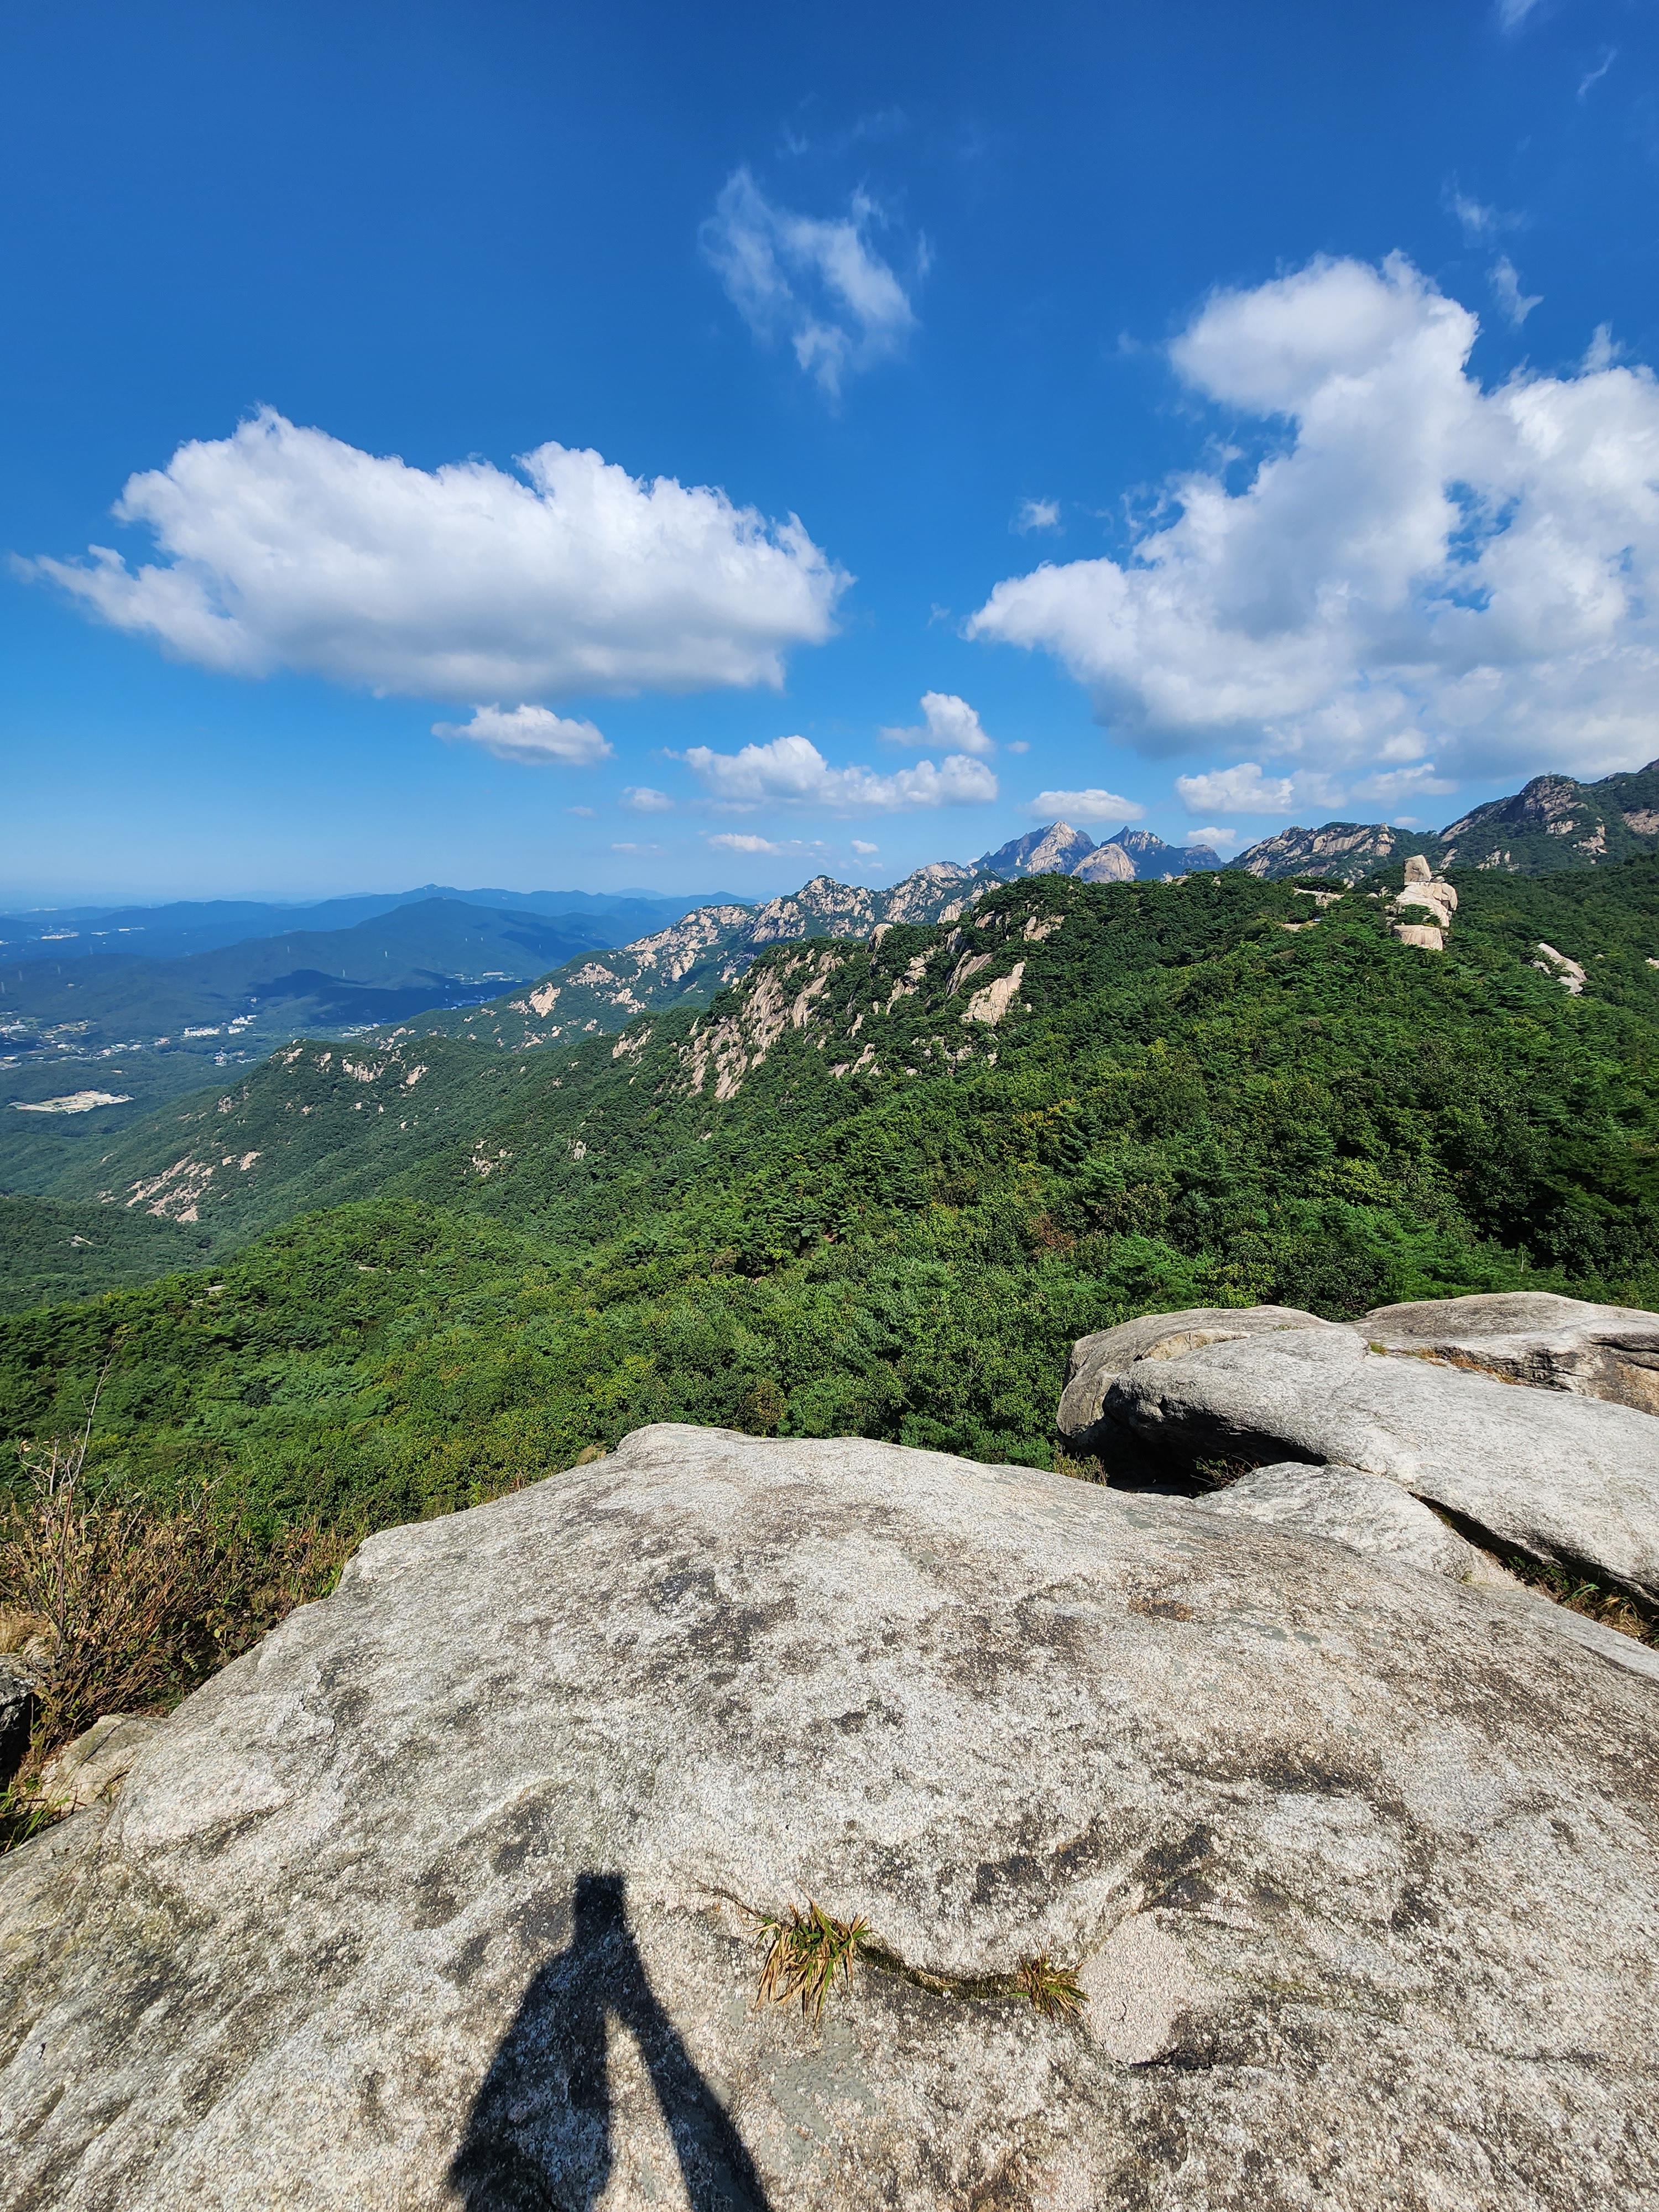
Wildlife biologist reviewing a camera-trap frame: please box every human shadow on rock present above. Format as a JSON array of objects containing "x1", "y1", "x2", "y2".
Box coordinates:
[{"x1": 448, "y1": 1871, "x2": 772, "y2": 2211}]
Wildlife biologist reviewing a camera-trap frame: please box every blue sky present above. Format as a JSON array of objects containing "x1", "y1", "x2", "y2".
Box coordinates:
[{"x1": 6, "y1": 0, "x2": 1659, "y2": 903}]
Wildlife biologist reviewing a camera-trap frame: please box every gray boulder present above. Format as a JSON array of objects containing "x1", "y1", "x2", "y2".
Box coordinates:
[
  {"x1": 1105, "y1": 1326, "x2": 1659, "y2": 1602},
  {"x1": 1196, "y1": 1459, "x2": 1506, "y2": 1582},
  {"x1": 1360, "y1": 1291, "x2": 1659, "y2": 1415},
  {"x1": 1197, "y1": 1461, "x2": 1659, "y2": 1684},
  {"x1": 1058, "y1": 1305, "x2": 1335, "y2": 1458},
  {"x1": 3, "y1": 1423, "x2": 1658, "y2": 2209},
  {"x1": 38, "y1": 1713, "x2": 166, "y2": 1814}
]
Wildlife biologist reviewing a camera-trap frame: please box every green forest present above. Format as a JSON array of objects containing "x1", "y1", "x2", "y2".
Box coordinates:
[{"x1": 4, "y1": 857, "x2": 1657, "y2": 1550}]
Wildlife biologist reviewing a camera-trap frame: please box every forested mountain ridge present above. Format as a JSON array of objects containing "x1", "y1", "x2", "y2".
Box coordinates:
[
  {"x1": 1236, "y1": 758, "x2": 1659, "y2": 882},
  {"x1": 4, "y1": 857, "x2": 1657, "y2": 1525},
  {"x1": 369, "y1": 859, "x2": 988, "y2": 1052}
]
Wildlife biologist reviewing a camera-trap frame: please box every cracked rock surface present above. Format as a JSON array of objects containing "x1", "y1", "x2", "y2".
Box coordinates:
[{"x1": 3, "y1": 1422, "x2": 1658, "y2": 2209}]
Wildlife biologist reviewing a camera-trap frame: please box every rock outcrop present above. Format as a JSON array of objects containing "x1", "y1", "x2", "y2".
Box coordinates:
[
  {"x1": 38, "y1": 1714, "x2": 166, "y2": 1815},
  {"x1": 1196, "y1": 1458, "x2": 1506, "y2": 1582},
  {"x1": 1058, "y1": 1305, "x2": 1337, "y2": 1459},
  {"x1": 5, "y1": 1422, "x2": 1658, "y2": 2208},
  {"x1": 1088, "y1": 1323, "x2": 1659, "y2": 1602},
  {"x1": 1361, "y1": 1291, "x2": 1659, "y2": 1414},
  {"x1": 1390, "y1": 853, "x2": 1458, "y2": 950},
  {"x1": 1194, "y1": 1458, "x2": 1659, "y2": 1684}
]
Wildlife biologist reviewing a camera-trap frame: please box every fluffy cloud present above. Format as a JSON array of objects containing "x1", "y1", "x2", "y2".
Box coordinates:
[
  {"x1": 621, "y1": 785, "x2": 675, "y2": 812},
  {"x1": 1025, "y1": 787, "x2": 1146, "y2": 823},
  {"x1": 680, "y1": 732, "x2": 997, "y2": 810},
  {"x1": 1015, "y1": 498, "x2": 1061, "y2": 533},
  {"x1": 1186, "y1": 824, "x2": 1240, "y2": 848},
  {"x1": 851, "y1": 839, "x2": 879, "y2": 855},
  {"x1": 1172, "y1": 764, "x2": 1296, "y2": 814},
  {"x1": 881, "y1": 691, "x2": 995, "y2": 756},
  {"x1": 969, "y1": 254, "x2": 1659, "y2": 791},
  {"x1": 707, "y1": 832, "x2": 790, "y2": 854},
  {"x1": 701, "y1": 169, "x2": 920, "y2": 397},
  {"x1": 1174, "y1": 759, "x2": 1455, "y2": 818},
  {"x1": 433, "y1": 705, "x2": 611, "y2": 765},
  {"x1": 25, "y1": 409, "x2": 844, "y2": 701}
]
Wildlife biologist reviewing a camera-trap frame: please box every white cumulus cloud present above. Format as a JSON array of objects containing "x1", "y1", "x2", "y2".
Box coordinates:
[
  {"x1": 1175, "y1": 759, "x2": 1455, "y2": 819},
  {"x1": 680, "y1": 732, "x2": 997, "y2": 811},
  {"x1": 621, "y1": 785, "x2": 675, "y2": 812},
  {"x1": 1173, "y1": 764, "x2": 1298, "y2": 814},
  {"x1": 969, "y1": 253, "x2": 1659, "y2": 786},
  {"x1": 1025, "y1": 787, "x2": 1145, "y2": 823},
  {"x1": 1186, "y1": 825, "x2": 1240, "y2": 848},
  {"x1": 881, "y1": 691, "x2": 995, "y2": 756},
  {"x1": 707, "y1": 832, "x2": 787, "y2": 854},
  {"x1": 25, "y1": 409, "x2": 844, "y2": 701},
  {"x1": 433, "y1": 704, "x2": 611, "y2": 765},
  {"x1": 701, "y1": 169, "x2": 920, "y2": 398},
  {"x1": 851, "y1": 839, "x2": 879, "y2": 854},
  {"x1": 1015, "y1": 498, "x2": 1062, "y2": 533}
]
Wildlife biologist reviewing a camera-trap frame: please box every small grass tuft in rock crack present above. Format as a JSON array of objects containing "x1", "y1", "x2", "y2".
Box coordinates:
[
  {"x1": 1018, "y1": 1953, "x2": 1088, "y2": 2019},
  {"x1": 756, "y1": 1901, "x2": 870, "y2": 2020}
]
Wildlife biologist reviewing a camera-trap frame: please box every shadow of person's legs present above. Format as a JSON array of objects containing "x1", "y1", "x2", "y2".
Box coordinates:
[{"x1": 448, "y1": 1872, "x2": 771, "y2": 2212}]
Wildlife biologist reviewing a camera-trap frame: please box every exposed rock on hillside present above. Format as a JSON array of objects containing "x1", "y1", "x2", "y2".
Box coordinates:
[
  {"x1": 1068, "y1": 843, "x2": 1136, "y2": 883},
  {"x1": 1237, "y1": 757, "x2": 1659, "y2": 882},
  {"x1": 381, "y1": 864, "x2": 988, "y2": 1057},
  {"x1": 978, "y1": 823, "x2": 1222, "y2": 884},
  {"x1": 1196, "y1": 1459, "x2": 1659, "y2": 1683},
  {"x1": 1361, "y1": 1291, "x2": 1659, "y2": 1414},
  {"x1": 1084, "y1": 1322, "x2": 1659, "y2": 1602},
  {"x1": 1390, "y1": 852, "x2": 1458, "y2": 951},
  {"x1": 977, "y1": 821, "x2": 1095, "y2": 878},
  {"x1": 4, "y1": 1422, "x2": 1658, "y2": 2208}
]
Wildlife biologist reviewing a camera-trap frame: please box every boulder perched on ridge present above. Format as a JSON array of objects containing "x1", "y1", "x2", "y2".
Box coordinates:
[
  {"x1": 1103, "y1": 1326, "x2": 1659, "y2": 1602},
  {"x1": 1360, "y1": 1291, "x2": 1659, "y2": 1415},
  {"x1": 1058, "y1": 1304, "x2": 1336, "y2": 1460},
  {"x1": 3, "y1": 1422, "x2": 1658, "y2": 2210}
]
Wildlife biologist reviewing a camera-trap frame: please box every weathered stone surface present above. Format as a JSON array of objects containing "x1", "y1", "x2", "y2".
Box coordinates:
[
  {"x1": 1057, "y1": 1304, "x2": 1335, "y2": 1458},
  {"x1": 1360, "y1": 1291, "x2": 1659, "y2": 1415},
  {"x1": 4, "y1": 1422, "x2": 1658, "y2": 2210},
  {"x1": 1105, "y1": 1327, "x2": 1659, "y2": 1601},
  {"x1": 1196, "y1": 1461, "x2": 1659, "y2": 1684},
  {"x1": 38, "y1": 1714, "x2": 166, "y2": 1815},
  {"x1": 1195, "y1": 1459, "x2": 1505, "y2": 1582}
]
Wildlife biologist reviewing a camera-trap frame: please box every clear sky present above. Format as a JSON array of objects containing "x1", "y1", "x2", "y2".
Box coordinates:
[{"x1": 6, "y1": 0, "x2": 1658, "y2": 903}]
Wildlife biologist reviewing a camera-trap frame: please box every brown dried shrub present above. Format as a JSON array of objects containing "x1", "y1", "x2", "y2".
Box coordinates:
[{"x1": 1, "y1": 1416, "x2": 351, "y2": 1848}]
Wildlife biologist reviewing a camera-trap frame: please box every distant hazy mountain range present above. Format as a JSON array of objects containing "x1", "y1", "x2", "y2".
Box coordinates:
[
  {"x1": 0, "y1": 890, "x2": 724, "y2": 1053},
  {"x1": 0, "y1": 885, "x2": 723, "y2": 964}
]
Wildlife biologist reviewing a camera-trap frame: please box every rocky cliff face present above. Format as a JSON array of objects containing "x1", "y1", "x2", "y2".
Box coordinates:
[
  {"x1": 978, "y1": 824, "x2": 1222, "y2": 884},
  {"x1": 1237, "y1": 758, "x2": 1659, "y2": 883},
  {"x1": 4, "y1": 1419, "x2": 1656, "y2": 2209},
  {"x1": 385, "y1": 864, "x2": 987, "y2": 1056}
]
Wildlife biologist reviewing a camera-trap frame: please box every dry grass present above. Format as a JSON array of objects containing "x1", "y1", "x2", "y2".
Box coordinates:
[
  {"x1": 755, "y1": 1901, "x2": 870, "y2": 2021},
  {"x1": 1504, "y1": 1555, "x2": 1659, "y2": 1647},
  {"x1": 1, "y1": 1391, "x2": 351, "y2": 1851}
]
